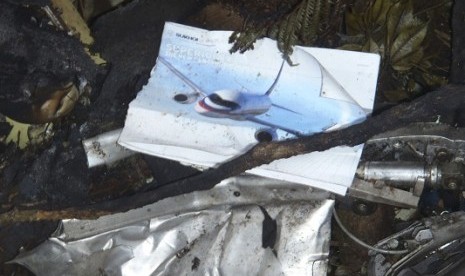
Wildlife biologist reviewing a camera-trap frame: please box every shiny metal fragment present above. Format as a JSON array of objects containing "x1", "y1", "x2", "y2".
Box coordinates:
[{"x1": 11, "y1": 176, "x2": 333, "y2": 276}]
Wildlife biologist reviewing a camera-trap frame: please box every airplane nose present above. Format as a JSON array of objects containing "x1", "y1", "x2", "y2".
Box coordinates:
[
  {"x1": 203, "y1": 97, "x2": 234, "y2": 111},
  {"x1": 195, "y1": 98, "x2": 236, "y2": 118},
  {"x1": 194, "y1": 99, "x2": 208, "y2": 114}
]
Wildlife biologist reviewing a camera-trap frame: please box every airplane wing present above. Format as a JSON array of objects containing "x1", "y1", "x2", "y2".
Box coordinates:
[
  {"x1": 157, "y1": 56, "x2": 208, "y2": 97},
  {"x1": 246, "y1": 116, "x2": 305, "y2": 137}
]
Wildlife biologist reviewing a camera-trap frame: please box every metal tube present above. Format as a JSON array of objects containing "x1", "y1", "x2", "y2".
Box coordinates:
[
  {"x1": 82, "y1": 128, "x2": 135, "y2": 167},
  {"x1": 357, "y1": 161, "x2": 439, "y2": 186}
]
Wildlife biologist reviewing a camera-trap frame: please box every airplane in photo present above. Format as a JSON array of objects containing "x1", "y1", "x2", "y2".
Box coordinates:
[{"x1": 157, "y1": 56, "x2": 304, "y2": 137}]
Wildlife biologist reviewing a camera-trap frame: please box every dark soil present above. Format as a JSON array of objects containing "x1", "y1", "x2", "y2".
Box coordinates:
[{"x1": 0, "y1": 0, "x2": 206, "y2": 274}]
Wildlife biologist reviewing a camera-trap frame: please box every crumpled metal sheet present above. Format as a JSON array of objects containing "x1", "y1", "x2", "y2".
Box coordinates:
[{"x1": 11, "y1": 176, "x2": 333, "y2": 276}]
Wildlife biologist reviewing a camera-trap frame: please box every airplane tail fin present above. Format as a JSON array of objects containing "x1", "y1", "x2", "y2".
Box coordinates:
[{"x1": 265, "y1": 60, "x2": 285, "y2": 96}]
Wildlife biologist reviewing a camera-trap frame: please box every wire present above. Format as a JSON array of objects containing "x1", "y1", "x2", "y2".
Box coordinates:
[{"x1": 332, "y1": 207, "x2": 409, "y2": 255}]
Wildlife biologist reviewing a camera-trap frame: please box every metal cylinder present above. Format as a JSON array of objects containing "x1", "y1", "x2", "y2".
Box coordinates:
[
  {"x1": 357, "y1": 161, "x2": 439, "y2": 186},
  {"x1": 82, "y1": 128, "x2": 135, "y2": 167}
]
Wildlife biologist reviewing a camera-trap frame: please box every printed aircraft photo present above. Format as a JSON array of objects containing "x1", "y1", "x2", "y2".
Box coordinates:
[{"x1": 157, "y1": 56, "x2": 305, "y2": 137}]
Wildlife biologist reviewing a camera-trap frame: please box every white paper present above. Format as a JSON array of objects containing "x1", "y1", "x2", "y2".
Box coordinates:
[{"x1": 119, "y1": 22, "x2": 380, "y2": 195}]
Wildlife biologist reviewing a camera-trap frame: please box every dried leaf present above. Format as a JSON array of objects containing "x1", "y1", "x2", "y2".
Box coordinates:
[
  {"x1": 397, "y1": 0, "x2": 415, "y2": 27},
  {"x1": 390, "y1": 23, "x2": 428, "y2": 67},
  {"x1": 310, "y1": 0, "x2": 322, "y2": 39},
  {"x1": 319, "y1": 0, "x2": 331, "y2": 31},
  {"x1": 434, "y1": 29, "x2": 451, "y2": 48},
  {"x1": 362, "y1": 38, "x2": 381, "y2": 54},
  {"x1": 416, "y1": 58, "x2": 432, "y2": 71},
  {"x1": 385, "y1": 1, "x2": 407, "y2": 49},
  {"x1": 229, "y1": 31, "x2": 239, "y2": 44},
  {"x1": 345, "y1": 8, "x2": 364, "y2": 36},
  {"x1": 341, "y1": 0, "x2": 448, "y2": 95},
  {"x1": 230, "y1": 0, "x2": 340, "y2": 56},
  {"x1": 421, "y1": 72, "x2": 448, "y2": 87},
  {"x1": 338, "y1": 43, "x2": 363, "y2": 51},
  {"x1": 370, "y1": 0, "x2": 394, "y2": 27},
  {"x1": 391, "y1": 47, "x2": 424, "y2": 71},
  {"x1": 384, "y1": 89, "x2": 410, "y2": 102}
]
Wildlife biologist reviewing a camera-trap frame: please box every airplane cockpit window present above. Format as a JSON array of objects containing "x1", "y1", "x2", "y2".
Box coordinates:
[{"x1": 209, "y1": 94, "x2": 240, "y2": 109}]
